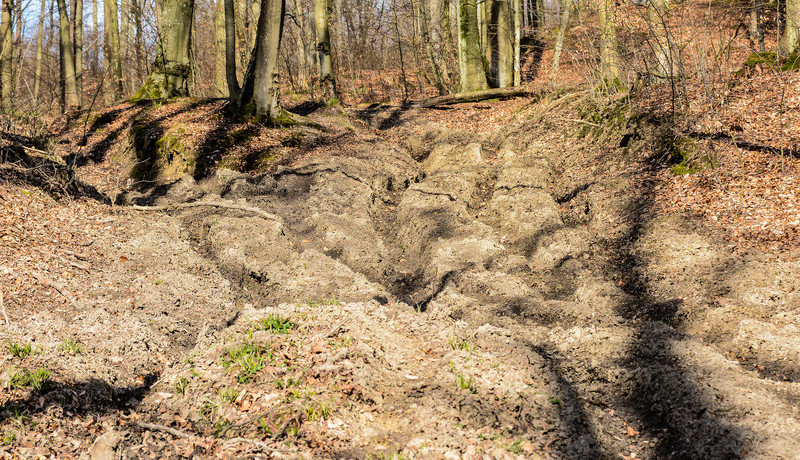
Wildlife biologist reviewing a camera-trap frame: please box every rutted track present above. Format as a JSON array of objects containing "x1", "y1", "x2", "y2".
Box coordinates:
[{"x1": 115, "y1": 102, "x2": 800, "y2": 458}]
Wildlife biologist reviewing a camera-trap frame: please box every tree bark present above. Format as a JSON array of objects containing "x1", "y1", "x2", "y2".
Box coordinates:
[
  {"x1": 782, "y1": 0, "x2": 800, "y2": 55},
  {"x1": 58, "y1": 0, "x2": 81, "y2": 109},
  {"x1": 419, "y1": 0, "x2": 447, "y2": 95},
  {"x1": 74, "y1": 0, "x2": 84, "y2": 100},
  {"x1": 92, "y1": 0, "x2": 98, "y2": 74},
  {"x1": 293, "y1": 0, "x2": 308, "y2": 90},
  {"x1": 0, "y1": 0, "x2": 13, "y2": 110},
  {"x1": 34, "y1": 0, "x2": 47, "y2": 103},
  {"x1": 104, "y1": 0, "x2": 123, "y2": 101},
  {"x1": 133, "y1": 0, "x2": 195, "y2": 99},
  {"x1": 647, "y1": 0, "x2": 678, "y2": 78},
  {"x1": 249, "y1": 0, "x2": 285, "y2": 118},
  {"x1": 458, "y1": 0, "x2": 488, "y2": 91},
  {"x1": 411, "y1": 86, "x2": 531, "y2": 107},
  {"x1": 224, "y1": 0, "x2": 241, "y2": 101},
  {"x1": 513, "y1": 0, "x2": 521, "y2": 86},
  {"x1": 598, "y1": 0, "x2": 621, "y2": 82},
  {"x1": 750, "y1": 0, "x2": 764, "y2": 53},
  {"x1": 315, "y1": 0, "x2": 336, "y2": 101},
  {"x1": 120, "y1": 0, "x2": 130, "y2": 92},
  {"x1": 492, "y1": 0, "x2": 513, "y2": 87},
  {"x1": 215, "y1": 0, "x2": 225, "y2": 94},
  {"x1": 551, "y1": 0, "x2": 571, "y2": 80}
]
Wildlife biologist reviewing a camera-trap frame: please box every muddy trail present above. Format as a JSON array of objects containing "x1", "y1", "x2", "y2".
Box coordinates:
[{"x1": 2, "y1": 94, "x2": 800, "y2": 459}]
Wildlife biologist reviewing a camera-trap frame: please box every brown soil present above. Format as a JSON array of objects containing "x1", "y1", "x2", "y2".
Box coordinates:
[{"x1": 1, "y1": 91, "x2": 799, "y2": 459}]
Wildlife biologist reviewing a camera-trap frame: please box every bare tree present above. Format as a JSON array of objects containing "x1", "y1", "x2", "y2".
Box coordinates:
[
  {"x1": 134, "y1": 0, "x2": 195, "y2": 98},
  {"x1": 458, "y1": 0, "x2": 488, "y2": 91},
  {"x1": 58, "y1": 0, "x2": 81, "y2": 109},
  {"x1": 0, "y1": 0, "x2": 13, "y2": 110}
]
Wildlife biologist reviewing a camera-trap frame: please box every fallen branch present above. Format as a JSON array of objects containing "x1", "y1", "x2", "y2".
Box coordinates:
[
  {"x1": 130, "y1": 201, "x2": 280, "y2": 221},
  {"x1": 30, "y1": 271, "x2": 74, "y2": 301},
  {"x1": 1, "y1": 290, "x2": 8, "y2": 325},
  {"x1": 136, "y1": 422, "x2": 193, "y2": 440},
  {"x1": 410, "y1": 87, "x2": 534, "y2": 108},
  {"x1": 218, "y1": 404, "x2": 283, "y2": 437}
]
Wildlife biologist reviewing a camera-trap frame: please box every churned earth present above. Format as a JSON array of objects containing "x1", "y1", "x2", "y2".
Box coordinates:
[{"x1": 1, "y1": 90, "x2": 799, "y2": 459}]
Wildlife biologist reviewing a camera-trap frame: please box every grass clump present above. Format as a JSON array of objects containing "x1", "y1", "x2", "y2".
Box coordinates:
[
  {"x1": 222, "y1": 343, "x2": 272, "y2": 383},
  {"x1": 1, "y1": 432, "x2": 15, "y2": 446},
  {"x1": 253, "y1": 314, "x2": 297, "y2": 334},
  {"x1": 304, "y1": 401, "x2": 332, "y2": 422},
  {"x1": 448, "y1": 338, "x2": 475, "y2": 352},
  {"x1": 6, "y1": 341, "x2": 37, "y2": 359},
  {"x1": 57, "y1": 338, "x2": 84, "y2": 355},
  {"x1": 9, "y1": 367, "x2": 52, "y2": 391}
]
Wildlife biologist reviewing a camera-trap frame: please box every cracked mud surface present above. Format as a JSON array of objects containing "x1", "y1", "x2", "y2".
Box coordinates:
[{"x1": 2, "y1": 96, "x2": 799, "y2": 458}]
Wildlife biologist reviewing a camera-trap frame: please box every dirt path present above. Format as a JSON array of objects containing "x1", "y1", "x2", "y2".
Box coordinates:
[{"x1": 2, "y1": 96, "x2": 800, "y2": 458}]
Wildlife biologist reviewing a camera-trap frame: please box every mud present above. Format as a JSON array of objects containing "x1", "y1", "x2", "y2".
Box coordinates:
[{"x1": 3, "y1": 95, "x2": 800, "y2": 458}]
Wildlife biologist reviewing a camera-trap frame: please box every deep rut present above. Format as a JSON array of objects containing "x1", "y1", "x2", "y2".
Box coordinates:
[{"x1": 128, "y1": 118, "x2": 800, "y2": 459}]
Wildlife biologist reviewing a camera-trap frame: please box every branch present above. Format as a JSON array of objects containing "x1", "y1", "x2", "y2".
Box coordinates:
[
  {"x1": 136, "y1": 422, "x2": 193, "y2": 439},
  {"x1": 130, "y1": 201, "x2": 280, "y2": 221},
  {"x1": 410, "y1": 87, "x2": 535, "y2": 108}
]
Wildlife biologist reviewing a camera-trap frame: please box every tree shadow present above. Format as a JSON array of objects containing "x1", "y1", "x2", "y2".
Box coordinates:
[
  {"x1": 608, "y1": 152, "x2": 748, "y2": 458},
  {"x1": 0, "y1": 372, "x2": 160, "y2": 424},
  {"x1": 1, "y1": 132, "x2": 110, "y2": 203}
]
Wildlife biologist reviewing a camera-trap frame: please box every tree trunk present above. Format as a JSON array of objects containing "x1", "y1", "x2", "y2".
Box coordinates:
[
  {"x1": 215, "y1": 0, "x2": 225, "y2": 94},
  {"x1": 120, "y1": 0, "x2": 130, "y2": 92},
  {"x1": 750, "y1": 0, "x2": 764, "y2": 52},
  {"x1": 492, "y1": 0, "x2": 513, "y2": 87},
  {"x1": 551, "y1": 0, "x2": 571, "y2": 80},
  {"x1": 315, "y1": 0, "x2": 336, "y2": 101},
  {"x1": 598, "y1": 0, "x2": 621, "y2": 82},
  {"x1": 390, "y1": 0, "x2": 408, "y2": 101},
  {"x1": 74, "y1": 0, "x2": 84, "y2": 101},
  {"x1": 104, "y1": 0, "x2": 123, "y2": 101},
  {"x1": 458, "y1": 0, "x2": 488, "y2": 91},
  {"x1": 293, "y1": 0, "x2": 308, "y2": 90},
  {"x1": 419, "y1": 0, "x2": 447, "y2": 94},
  {"x1": 132, "y1": 0, "x2": 144, "y2": 82},
  {"x1": 34, "y1": 0, "x2": 47, "y2": 103},
  {"x1": 58, "y1": 0, "x2": 81, "y2": 109},
  {"x1": 0, "y1": 0, "x2": 13, "y2": 110},
  {"x1": 411, "y1": 86, "x2": 531, "y2": 107},
  {"x1": 647, "y1": 0, "x2": 678, "y2": 78},
  {"x1": 782, "y1": 0, "x2": 800, "y2": 55},
  {"x1": 249, "y1": 0, "x2": 284, "y2": 118},
  {"x1": 513, "y1": 0, "x2": 521, "y2": 86},
  {"x1": 225, "y1": 0, "x2": 241, "y2": 101},
  {"x1": 133, "y1": 0, "x2": 195, "y2": 99},
  {"x1": 92, "y1": 0, "x2": 98, "y2": 74}
]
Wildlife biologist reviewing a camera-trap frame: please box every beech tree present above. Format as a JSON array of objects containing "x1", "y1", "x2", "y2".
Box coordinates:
[
  {"x1": 782, "y1": 0, "x2": 800, "y2": 55},
  {"x1": 598, "y1": 0, "x2": 621, "y2": 82},
  {"x1": 133, "y1": 0, "x2": 195, "y2": 99},
  {"x1": 0, "y1": 0, "x2": 14, "y2": 110},
  {"x1": 58, "y1": 0, "x2": 80, "y2": 109},
  {"x1": 315, "y1": 0, "x2": 336, "y2": 101},
  {"x1": 458, "y1": 0, "x2": 488, "y2": 91},
  {"x1": 104, "y1": 0, "x2": 123, "y2": 101}
]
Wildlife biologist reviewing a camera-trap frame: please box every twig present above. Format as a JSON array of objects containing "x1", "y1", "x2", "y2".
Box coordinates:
[
  {"x1": 224, "y1": 437, "x2": 297, "y2": 453},
  {"x1": 218, "y1": 404, "x2": 283, "y2": 437},
  {"x1": 136, "y1": 422, "x2": 193, "y2": 439},
  {"x1": 562, "y1": 118, "x2": 601, "y2": 128},
  {"x1": 1, "y1": 290, "x2": 8, "y2": 325},
  {"x1": 130, "y1": 202, "x2": 280, "y2": 221},
  {"x1": 30, "y1": 271, "x2": 74, "y2": 301},
  {"x1": 311, "y1": 321, "x2": 345, "y2": 343},
  {"x1": 40, "y1": 249, "x2": 90, "y2": 272}
]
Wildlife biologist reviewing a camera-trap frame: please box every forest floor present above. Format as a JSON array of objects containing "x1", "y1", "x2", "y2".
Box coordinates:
[{"x1": 1, "y1": 81, "x2": 800, "y2": 459}]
